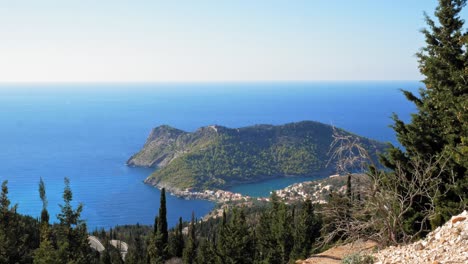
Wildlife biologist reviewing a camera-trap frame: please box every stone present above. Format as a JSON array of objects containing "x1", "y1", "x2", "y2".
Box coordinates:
[
  {"x1": 451, "y1": 216, "x2": 466, "y2": 224},
  {"x1": 414, "y1": 243, "x2": 424, "y2": 250},
  {"x1": 372, "y1": 211, "x2": 468, "y2": 264}
]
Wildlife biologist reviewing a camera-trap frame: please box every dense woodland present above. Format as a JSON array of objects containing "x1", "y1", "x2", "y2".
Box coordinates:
[
  {"x1": 142, "y1": 121, "x2": 385, "y2": 190},
  {"x1": 0, "y1": 0, "x2": 466, "y2": 263}
]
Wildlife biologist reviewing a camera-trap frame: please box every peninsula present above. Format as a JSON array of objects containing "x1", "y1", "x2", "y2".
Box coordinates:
[{"x1": 127, "y1": 121, "x2": 386, "y2": 191}]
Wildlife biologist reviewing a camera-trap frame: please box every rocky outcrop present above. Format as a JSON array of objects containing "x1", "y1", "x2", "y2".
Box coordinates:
[
  {"x1": 126, "y1": 125, "x2": 187, "y2": 167},
  {"x1": 373, "y1": 211, "x2": 468, "y2": 264},
  {"x1": 296, "y1": 211, "x2": 468, "y2": 264}
]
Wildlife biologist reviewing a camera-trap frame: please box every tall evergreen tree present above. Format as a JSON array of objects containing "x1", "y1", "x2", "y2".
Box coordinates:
[
  {"x1": 147, "y1": 216, "x2": 159, "y2": 263},
  {"x1": 56, "y1": 178, "x2": 94, "y2": 264},
  {"x1": 148, "y1": 188, "x2": 169, "y2": 264},
  {"x1": 215, "y1": 208, "x2": 254, "y2": 264},
  {"x1": 38, "y1": 178, "x2": 49, "y2": 225},
  {"x1": 156, "y1": 188, "x2": 168, "y2": 259},
  {"x1": 381, "y1": 0, "x2": 468, "y2": 229},
  {"x1": 34, "y1": 178, "x2": 61, "y2": 264},
  {"x1": 183, "y1": 212, "x2": 197, "y2": 264},
  {"x1": 0, "y1": 180, "x2": 32, "y2": 264},
  {"x1": 169, "y1": 217, "x2": 184, "y2": 258},
  {"x1": 125, "y1": 226, "x2": 146, "y2": 264},
  {"x1": 0, "y1": 180, "x2": 17, "y2": 263},
  {"x1": 195, "y1": 238, "x2": 216, "y2": 264},
  {"x1": 255, "y1": 192, "x2": 285, "y2": 264},
  {"x1": 291, "y1": 199, "x2": 321, "y2": 261}
]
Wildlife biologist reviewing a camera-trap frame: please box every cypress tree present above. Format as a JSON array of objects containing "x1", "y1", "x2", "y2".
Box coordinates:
[
  {"x1": 34, "y1": 178, "x2": 61, "y2": 264},
  {"x1": 156, "y1": 188, "x2": 168, "y2": 259},
  {"x1": 148, "y1": 188, "x2": 169, "y2": 263},
  {"x1": 381, "y1": 0, "x2": 468, "y2": 229},
  {"x1": 215, "y1": 209, "x2": 228, "y2": 262},
  {"x1": 39, "y1": 178, "x2": 49, "y2": 225}
]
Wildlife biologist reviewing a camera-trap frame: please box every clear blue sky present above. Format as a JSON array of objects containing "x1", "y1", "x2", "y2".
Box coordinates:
[{"x1": 0, "y1": 0, "x2": 464, "y2": 82}]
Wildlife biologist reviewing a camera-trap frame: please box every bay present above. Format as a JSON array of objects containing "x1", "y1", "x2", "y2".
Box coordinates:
[{"x1": 0, "y1": 81, "x2": 418, "y2": 229}]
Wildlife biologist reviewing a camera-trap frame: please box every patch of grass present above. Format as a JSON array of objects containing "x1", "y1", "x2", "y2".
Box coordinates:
[{"x1": 341, "y1": 253, "x2": 374, "y2": 264}]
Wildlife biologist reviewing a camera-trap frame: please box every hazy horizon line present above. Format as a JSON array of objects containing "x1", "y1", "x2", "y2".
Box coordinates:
[{"x1": 0, "y1": 79, "x2": 421, "y2": 85}]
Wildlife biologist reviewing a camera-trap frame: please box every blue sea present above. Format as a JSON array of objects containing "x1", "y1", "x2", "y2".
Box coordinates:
[{"x1": 0, "y1": 82, "x2": 419, "y2": 229}]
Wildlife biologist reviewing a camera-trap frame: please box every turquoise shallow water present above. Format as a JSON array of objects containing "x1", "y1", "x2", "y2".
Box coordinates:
[
  {"x1": 0, "y1": 82, "x2": 418, "y2": 229},
  {"x1": 227, "y1": 176, "x2": 323, "y2": 198}
]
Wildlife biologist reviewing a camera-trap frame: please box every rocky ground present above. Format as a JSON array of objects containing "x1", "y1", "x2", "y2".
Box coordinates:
[
  {"x1": 297, "y1": 211, "x2": 468, "y2": 264},
  {"x1": 373, "y1": 210, "x2": 468, "y2": 264},
  {"x1": 296, "y1": 240, "x2": 377, "y2": 264}
]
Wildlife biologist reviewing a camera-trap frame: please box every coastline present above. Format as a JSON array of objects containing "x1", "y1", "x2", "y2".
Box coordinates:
[
  {"x1": 144, "y1": 177, "x2": 252, "y2": 203},
  {"x1": 143, "y1": 172, "x2": 352, "y2": 205}
]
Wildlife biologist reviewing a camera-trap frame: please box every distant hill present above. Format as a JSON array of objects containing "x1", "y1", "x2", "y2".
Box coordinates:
[{"x1": 127, "y1": 121, "x2": 386, "y2": 190}]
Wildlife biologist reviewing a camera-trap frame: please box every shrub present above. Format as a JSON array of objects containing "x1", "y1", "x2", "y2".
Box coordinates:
[{"x1": 341, "y1": 253, "x2": 374, "y2": 264}]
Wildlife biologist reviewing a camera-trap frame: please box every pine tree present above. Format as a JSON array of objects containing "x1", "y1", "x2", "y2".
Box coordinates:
[
  {"x1": 292, "y1": 199, "x2": 321, "y2": 260},
  {"x1": 34, "y1": 178, "x2": 61, "y2": 264},
  {"x1": 126, "y1": 224, "x2": 146, "y2": 264},
  {"x1": 255, "y1": 192, "x2": 286, "y2": 264},
  {"x1": 183, "y1": 212, "x2": 197, "y2": 264},
  {"x1": 381, "y1": 0, "x2": 468, "y2": 229},
  {"x1": 56, "y1": 177, "x2": 94, "y2": 264},
  {"x1": 147, "y1": 216, "x2": 158, "y2": 263},
  {"x1": 276, "y1": 202, "x2": 294, "y2": 263},
  {"x1": 169, "y1": 217, "x2": 184, "y2": 258},
  {"x1": 215, "y1": 208, "x2": 254, "y2": 264},
  {"x1": 0, "y1": 180, "x2": 32, "y2": 263},
  {"x1": 195, "y1": 238, "x2": 216, "y2": 264}
]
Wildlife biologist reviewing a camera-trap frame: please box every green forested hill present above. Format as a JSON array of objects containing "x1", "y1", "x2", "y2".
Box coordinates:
[{"x1": 127, "y1": 121, "x2": 386, "y2": 190}]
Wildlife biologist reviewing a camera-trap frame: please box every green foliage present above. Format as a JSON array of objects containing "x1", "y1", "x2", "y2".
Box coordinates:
[
  {"x1": 195, "y1": 238, "x2": 216, "y2": 264},
  {"x1": 182, "y1": 213, "x2": 197, "y2": 264},
  {"x1": 381, "y1": 0, "x2": 468, "y2": 232},
  {"x1": 148, "y1": 188, "x2": 170, "y2": 263},
  {"x1": 55, "y1": 178, "x2": 96, "y2": 264},
  {"x1": 169, "y1": 217, "x2": 184, "y2": 258},
  {"x1": 0, "y1": 180, "x2": 40, "y2": 263},
  {"x1": 215, "y1": 208, "x2": 254, "y2": 264},
  {"x1": 0, "y1": 178, "x2": 328, "y2": 264},
  {"x1": 341, "y1": 253, "x2": 374, "y2": 264},
  {"x1": 291, "y1": 200, "x2": 322, "y2": 260},
  {"x1": 33, "y1": 239, "x2": 61, "y2": 264},
  {"x1": 144, "y1": 121, "x2": 385, "y2": 189}
]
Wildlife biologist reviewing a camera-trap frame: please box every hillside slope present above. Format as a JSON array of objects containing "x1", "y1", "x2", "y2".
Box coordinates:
[
  {"x1": 298, "y1": 211, "x2": 468, "y2": 264},
  {"x1": 128, "y1": 121, "x2": 386, "y2": 190}
]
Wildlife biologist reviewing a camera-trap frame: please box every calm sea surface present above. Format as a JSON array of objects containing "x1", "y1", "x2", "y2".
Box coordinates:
[{"x1": 0, "y1": 82, "x2": 419, "y2": 229}]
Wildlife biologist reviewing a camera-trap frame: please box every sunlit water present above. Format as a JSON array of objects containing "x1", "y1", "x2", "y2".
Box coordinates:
[{"x1": 0, "y1": 82, "x2": 418, "y2": 229}]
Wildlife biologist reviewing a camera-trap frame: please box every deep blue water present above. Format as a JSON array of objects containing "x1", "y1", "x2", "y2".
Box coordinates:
[{"x1": 0, "y1": 82, "x2": 419, "y2": 229}]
